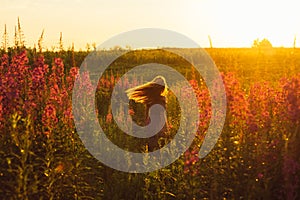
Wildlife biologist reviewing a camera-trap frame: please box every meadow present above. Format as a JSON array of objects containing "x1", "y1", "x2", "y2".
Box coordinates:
[{"x1": 0, "y1": 45, "x2": 299, "y2": 199}]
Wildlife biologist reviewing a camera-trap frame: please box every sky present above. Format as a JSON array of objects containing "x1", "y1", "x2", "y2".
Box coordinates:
[{"x1": 0, "y1": 0, "x2": 299, "y2": 50}]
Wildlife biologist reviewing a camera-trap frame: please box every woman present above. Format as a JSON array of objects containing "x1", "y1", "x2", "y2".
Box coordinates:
[{"x1": 126, "y1": 76, "x2": 169, "y2": 152}]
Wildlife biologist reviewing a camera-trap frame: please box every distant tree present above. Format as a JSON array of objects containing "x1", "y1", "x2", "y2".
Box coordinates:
[
  {"x1": 111, "y1": 45, "x2": 122, "y2": 51},
  {"x1": 92, "y1": 42, "x2": 97, "y2": 51},
  {"x1": 260, "y1": 38, "x2": 272, "y2": 48},
  {"x1": 125, "y1": 45, "x2": 132, "y2": 50},
  {"x1": 86, "y1": 43, "x2": 91, "y2": 52},
  {"x1": 252, "y1": 38, "x2": 273, "y2": 48},
  {"x1": 252, "y1": 38, "x2": 259, "y2": 48}
]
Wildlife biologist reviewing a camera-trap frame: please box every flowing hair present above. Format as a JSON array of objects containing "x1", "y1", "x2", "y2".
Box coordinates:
[{"x1": 125, "y1": 76, "x2": 168, "y2": 105}]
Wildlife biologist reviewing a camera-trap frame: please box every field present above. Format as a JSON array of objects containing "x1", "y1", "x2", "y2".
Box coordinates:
[{"x1": 0, "y1": 46, "x2": 299, "y2": 199}]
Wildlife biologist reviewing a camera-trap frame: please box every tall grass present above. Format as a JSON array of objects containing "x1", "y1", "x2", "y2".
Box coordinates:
[{"x1": 0, "y1": 47, "x2": 299, "y2": 199}]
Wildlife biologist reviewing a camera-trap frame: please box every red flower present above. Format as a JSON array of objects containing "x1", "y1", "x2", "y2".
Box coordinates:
[
  {"x1": 42, "y1": 104, "x2": 58, "y2": 134},
  {"x1": 257, "y1": 173, "x2": 264, "y2": 179},
  {"x1": 106, "y1": 113, "x2": 113, "y2": 124},
  {"x1": 128, "y1": 109, "x2": 135, "y2": 116}
]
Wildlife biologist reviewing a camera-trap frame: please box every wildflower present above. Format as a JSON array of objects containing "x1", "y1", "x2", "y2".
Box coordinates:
[
  {"x1": 55, "y1": 162, "x2": 64, "y2": 173},
  {"x1": 66, "y1": 67, "x2": 79, "y2": 91},
  {"x1": 42, "y1": 104, "x2": 58, "y2": 133},
  {"x1": 184, "y1": 149, "x2": 200, "y2": 175},
  {"x1": 106, "y1": 113, "x2": 113, "y2": 124},
  {"x1": 257, "y1": 173, "x2": 264, "y2": 179},
  {"x1": 128, "y1": 108, "x2": 135, "y2": 116}
]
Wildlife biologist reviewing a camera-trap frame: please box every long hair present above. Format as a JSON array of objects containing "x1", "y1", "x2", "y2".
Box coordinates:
[{"x1": 125, "y1": 76, "x2": 168, "y2": 105}]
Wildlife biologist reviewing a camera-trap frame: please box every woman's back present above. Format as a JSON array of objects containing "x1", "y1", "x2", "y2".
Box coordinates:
[{"x1": 126, "y1": 76, "x2": 169, "y2": 151}]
